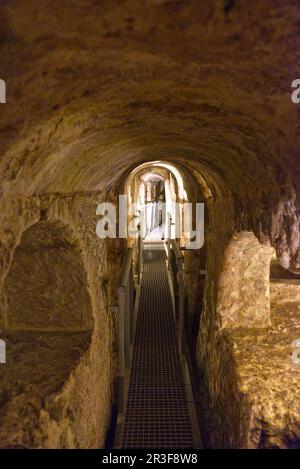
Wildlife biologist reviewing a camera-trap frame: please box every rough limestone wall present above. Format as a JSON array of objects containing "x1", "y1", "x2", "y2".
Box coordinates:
[
  {"x1": 197, "y1": 187, "x2": 300, "y2": 447},
  {"x1": 217, "y1": 232, "x2": 272, "y2": 329},
  {"x1": 225, "y1": 281, "x2": 300, "y2": 448},
  {"x1": 213, "y1": 232, "x2": 272, "y2": 448},
  {"x1": 0, "y1": 192, "x2": 118, "y2": 448},
  {"x1": 196, "y1": 188, "x2": 237, "y2": 447},
  {"x1": 273, "y1": 197, "x2": 300, "y2": 274},
  {"x1": 1, "y1": 0, "x2": 300, "y2": 450},
  {"x1": 1, "y1": 220, "x2": 94, "y2": 332}
]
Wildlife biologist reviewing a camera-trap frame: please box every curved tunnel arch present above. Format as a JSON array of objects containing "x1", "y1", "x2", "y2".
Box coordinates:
[{"x1": 0, "y1": 0, "x2": 300, "y2": 449}]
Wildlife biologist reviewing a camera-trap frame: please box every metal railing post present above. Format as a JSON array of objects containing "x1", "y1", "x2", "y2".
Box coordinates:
[
  {"x1": 129, "y1": 263, "x2": 134, "y2": 344},
  {"x1": 117, "y1": 247, "x2": 134, "y2": 414},
  {"x1": 166, "y1": 213, "x2": 171, "y2": 270},
  {"x1": 118, "y1": 285, "x2": 126, "y2": 413},
  {"x1": 178, "y1": 257, "x2": 184, "y2": 356},
  {"x1": 137, "y1": 235, "x2": 143, "y2": 284},
  {"x1": 168, "y1": 239, "x2": 184, "y2": 357},
  {"x1": 125, "y1": 281, "x2": 131, "y2": 369}
]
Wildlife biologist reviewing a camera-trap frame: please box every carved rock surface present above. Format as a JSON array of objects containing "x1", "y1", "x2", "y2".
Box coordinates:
[{"x1": 0, "y1": 0, "x2": 300, "y2": 448}]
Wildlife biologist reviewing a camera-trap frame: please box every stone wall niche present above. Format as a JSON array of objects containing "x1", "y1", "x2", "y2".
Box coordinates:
[
  {"x1": 0, "y1": 219, "x2": 94, "y2": 448},
  {"x1": 217, "y1": 231, "x2": 273, "y2": 329},
  {"x1": 2, "y1": 220, "x2": 94, "y2": 332}
]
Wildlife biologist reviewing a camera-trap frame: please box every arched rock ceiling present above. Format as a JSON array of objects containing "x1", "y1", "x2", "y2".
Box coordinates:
[{"x1": 0, "y1": 0, "x2": 300, "y2": 200}]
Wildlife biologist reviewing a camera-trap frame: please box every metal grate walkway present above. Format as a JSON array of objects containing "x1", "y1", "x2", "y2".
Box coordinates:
[{"x1": 121, "y1": 243, "x2": 195, "y2": 448}]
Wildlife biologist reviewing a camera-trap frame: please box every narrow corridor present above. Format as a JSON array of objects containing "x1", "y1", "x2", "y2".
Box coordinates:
[{"x1": 121, "y1": 243, "x2": 200, "y2": 448}]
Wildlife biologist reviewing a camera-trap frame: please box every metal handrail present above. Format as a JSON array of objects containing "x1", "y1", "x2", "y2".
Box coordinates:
[
  {"x1": 136, "y1": 235, "x2": 143, "y2": 284},
  {"x1": 117, "y1": 247, "x2": 135, "y2": 414},
  {"x1": 117, "y1": 239, "x2": 143, "y2": 415},
  {"x1": 166, "y1": 238, "x2": 184, "y2": 356}
]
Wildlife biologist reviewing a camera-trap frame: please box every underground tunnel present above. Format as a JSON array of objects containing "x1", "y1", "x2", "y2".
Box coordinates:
[{"x1": 0, "y1": 0, "x2": 300, "y2": 454}]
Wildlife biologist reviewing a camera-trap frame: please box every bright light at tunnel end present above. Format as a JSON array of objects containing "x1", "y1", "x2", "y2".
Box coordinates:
[
  {"x1": 0, "y1": 79, "x2": 6, "y2": 104},
  {"x1": 95, "y1": 195, "x2": 205, "y2": 249},
  {"x1": 0, "y1": 340, "x2": 6, "y2": 364}
]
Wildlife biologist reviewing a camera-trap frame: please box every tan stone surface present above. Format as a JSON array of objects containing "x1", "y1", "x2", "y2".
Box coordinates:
[
  {"x1": 3, "y1": 220, "x2": 93, "y2": 331},
  {"x1": 0, "y1": 331, "x2": 91, "y2": 448},
  {"x1": 229, "y1": 282, "x2": 300, "y2": 448},
  {"x1": 217, "y1": 232, "x2": 272, "y2": 329},
  {"x1": 1, "y1": 0, "x2": 300, "y2": 448},
  {"x1": 0, "y1": 194, "x2": 117, "y2": 448}
]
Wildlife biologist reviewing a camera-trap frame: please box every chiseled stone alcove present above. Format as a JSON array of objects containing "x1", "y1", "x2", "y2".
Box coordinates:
[
  {"x1": 217, "y1": 231, "x2": 272, "y2": 330},
  {"x1": 3, "y1": 220, "x2": 94, "y2": 332}
]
